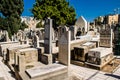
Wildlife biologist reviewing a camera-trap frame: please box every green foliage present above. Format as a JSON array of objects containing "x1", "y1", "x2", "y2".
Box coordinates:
[
  {"x1": 0, "y1": 0, "x2": 23, "y2": 18},
  {"x1": 94, "y1": 16, "x2": 103, "y2": 25},
  {"x1": 36, "y1": 21, "x2": 43, "y2": 28},
  {"x1": 32, "y1": 0, "x2": 76, "y2": 27},
  {"x1": 0, "y1": 0, "x2": 25, "y2": 37},
  {"x1": 0, "y1": 16, "x2": 7, "y2": 30},
  {"x1": 20, "y1": 21, "x2": 28, "y2": 30}
]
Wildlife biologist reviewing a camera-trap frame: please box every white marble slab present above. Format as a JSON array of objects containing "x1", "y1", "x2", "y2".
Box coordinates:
[{"x1": 26, "y1": 64, "x2": 67, "y2": 78}]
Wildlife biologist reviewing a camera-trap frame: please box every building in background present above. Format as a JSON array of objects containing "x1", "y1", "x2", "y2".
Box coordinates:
[
  {"x1": 75, "y1": 16, "x2": 89, "y2": 35},
  {"x1": 105, "y1": 14, "x2": 119, "y2": 25}
]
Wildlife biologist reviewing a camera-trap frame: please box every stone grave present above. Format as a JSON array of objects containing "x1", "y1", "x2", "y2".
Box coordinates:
[
  {"x1": 38, "y1": 18, "x2": 53, "y2": 64},
  {"x1": 16, "y1": 30, "x2": 26, "y2": 44},
  {"x1": 58, "y1": 25, "x2": 71, "y2": 66},
  {"x1": 21, "y1": 25, "x2": 70, "y2": 80},
  {"x1": 71, "y1": 42, "x2": 96, "y2": 66},
  {"x1": 85, "y1": 26, "x2": 114, "y2": 69},
  {"x1": 69, "y1": 26, "x2": 75, "y2": 40},
  {"x1": 99, "y1": 26, "x2": 113, "y2": 48},
  {"x1": 25, "y1": 64, "x2": 68, "y2": 80},
  {"x1": 44, "y1": 18, "x2": 53, "y2": 54},
  {"x1": 6, "y1": 44, "x2": 31, "y2": 65},
  {"x1": 16, "y1": 48, "x2": 38, "y2": 73},
  {"x1": 86, "y1": 47, "x2": 114, "y2": 69},
  {"x1": 0, "y1": 41, "x2": 20, "y2": 60}
]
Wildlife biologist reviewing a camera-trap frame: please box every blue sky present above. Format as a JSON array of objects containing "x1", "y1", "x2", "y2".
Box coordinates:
[{"x1": 22, "y1": 0, "x2": 120, "y2": 22}]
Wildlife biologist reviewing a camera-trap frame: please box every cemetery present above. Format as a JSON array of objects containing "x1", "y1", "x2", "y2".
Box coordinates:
[
  {"x1": 0, "y1": 17, "x2": 120, "y2": 80},
  {"x1": 0, "y1": 0, "x2": 120, "y2": 80}
]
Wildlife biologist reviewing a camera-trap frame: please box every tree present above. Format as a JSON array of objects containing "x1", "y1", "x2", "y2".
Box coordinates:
[
  {"x1": 0, "y1": 0, "x2": 24, "y2": 36},
  {"x1": 36, "y1": 21, "x2": 44, "y2": 28},
  {"x1": 20, "y1": 21, "x2": 28, "y2": 30},
  {"x1": 0, "y1": 0, "x2": 23, "y2": 18},
  {"x1": 94, "y1": 16, "x2": 103, "y2": 25},
  {"x1": 32, "y1": 0, "x2": 76, "y2": 28}
]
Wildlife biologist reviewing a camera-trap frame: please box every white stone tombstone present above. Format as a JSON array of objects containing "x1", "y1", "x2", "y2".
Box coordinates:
[
  {"x1": 44, "y1": 18, "x2": 53, "y2": 54},
  {"x1": 58, "y1": 25, "x2": 71, "y2": 66}
]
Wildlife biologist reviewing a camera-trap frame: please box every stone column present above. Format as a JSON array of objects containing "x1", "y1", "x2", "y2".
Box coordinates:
[
  {"x1": 110, "y1": 29, "x2": 113, "y2": 48},
  {"x1": 44, "y1": 18, "x2": 53, "y2": 54}
]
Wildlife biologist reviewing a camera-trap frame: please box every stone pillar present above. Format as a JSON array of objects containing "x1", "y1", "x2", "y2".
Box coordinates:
[
  {"x1": 44, "y1": 18, "x2": 53, "y2": 54},
  {"x1": 58, "y1": 25, "x2": 71, "y2": 66},
  {"x1": 110, "y1": 29, "x2": 113, "y2": 48}
]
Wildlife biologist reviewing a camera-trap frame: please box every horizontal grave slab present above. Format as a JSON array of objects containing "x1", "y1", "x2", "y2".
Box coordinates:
[{"x1": 25, "y1": 64, "x2": 67, "y2": 79}]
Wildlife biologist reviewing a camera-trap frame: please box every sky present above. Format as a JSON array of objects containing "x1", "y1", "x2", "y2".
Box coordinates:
[{"x1": 22, "y1": 0, "x2": 120, "y2": 22}]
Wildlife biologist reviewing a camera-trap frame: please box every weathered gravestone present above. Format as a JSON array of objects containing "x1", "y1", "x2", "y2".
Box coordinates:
[
  {"x1": 44, "y1": 18, "x2": 53, "y2": 54},
  {"x1": 33, "y1": 34, "x2": 39, "y2": 48},
  {"x1": 69, "y1": 26, "x2": 75, "y2": 40},
  {"x1": 19, "y1": 26, "x2": 72, "y2": 80},
  {"x1": 58, "y1": 25, "x2": 71, "y2": 66},
  {"x1": 6, "y1": 44, "x2": 31, "y2": 65},
  {"x1": 99, "y1": 26, "x2": 113, "y2": 48},
  {"x1": 85, "y1": 26, "x2": 114, "y2": 69},
  {"x1": 37, "y1": 18, "x2": 53, "y2": 64},
  {"x1": 17, "y1": 48, "x2": 38, "y2": 73},
  {"x1": 0, "y1": 41, "x2": 20, "y2": 60}
]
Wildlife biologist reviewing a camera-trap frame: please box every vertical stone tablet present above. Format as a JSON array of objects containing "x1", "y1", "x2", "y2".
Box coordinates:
[
  {"x1": 58, "y1": 25, "x2": 71, "y2": 66},
  {"x1": 44, "y1": 18, "x2": 53, "y2": 54}
]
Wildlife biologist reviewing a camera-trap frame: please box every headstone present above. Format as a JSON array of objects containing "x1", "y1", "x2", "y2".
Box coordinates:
[
  {"x1": 99, "y1": 26, "x2": 113, "y2": 48},
  {"x1": 0, "y1": 42, "x2": 20, "y2": 59},
  {"x1": 17, "y1": 48, "x2": 38, "y2": 72},
  {"x1": 69, "y1": 26, "x2": 75, "y2": 40},
  {"x1": 6, "y1": 44, "x2": 31, "y2": 65},
  {"x1": 58, "y1": 25, "x2": 71, "y2": 66},
  {"x1": 44, "y1": 18, "x2": 53, "y2": 54},
  {"x1": 33, "y1": 34, "x2": 39, "y2": 47}
]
